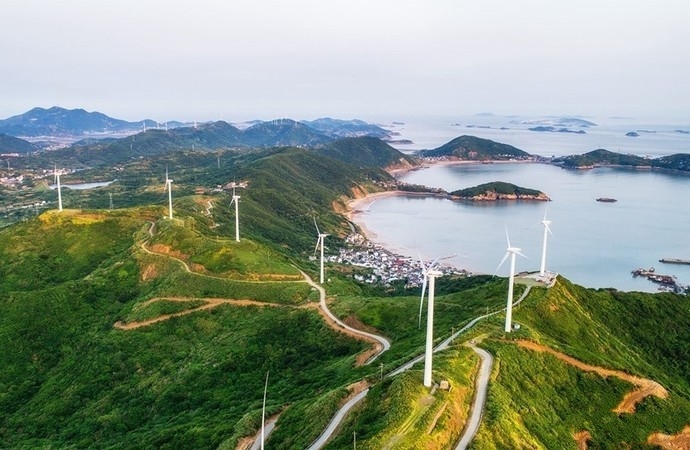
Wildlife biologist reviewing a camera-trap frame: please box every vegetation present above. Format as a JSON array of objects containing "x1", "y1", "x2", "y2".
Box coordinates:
[
  {"x1": 315, "y1": 136, "x2": 416, "y2": 169},
  {"x1": 555, "y1": 148, "x2": 690, "y2": 173},
  {"x1": 450, "y1": 181, "x2": 546, "y2": 199},
  {"x1": 420, "y1": 135, "x2": 532, "y2": 160},
  {"x1": 1, "y1": 134, "x2": 690, "y2": 448}
]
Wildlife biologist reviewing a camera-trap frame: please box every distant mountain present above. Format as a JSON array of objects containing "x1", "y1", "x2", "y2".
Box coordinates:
[
  {"x1": 47, "y1": 121, "x2": 406, "y2": 168},
  {"x1": 0, "y1": 134, "x2": 36, "y2": 154},
  {"x1": 0, "y1": 106, "x2": 163, "y2": 137},
  {"x1": 554, "y1": 149, "x2": 690, "y2": 173},
  {"x1": 300, "y1": 118, "x2": 390, "y2": 139},
  {"x1": 241, "y1": 119, "x2": 332, "y2": 147},
  {"x1": 419, "y1": 135, "x2": 531, "y2": 160},
  {"x1": 315, "y1": 136, "x2": 415, "y2": 169}
]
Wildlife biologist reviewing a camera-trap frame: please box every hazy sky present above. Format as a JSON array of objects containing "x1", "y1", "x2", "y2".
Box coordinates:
[{"x1": 2, "y1": 0, "x2": 689, "y2": 123}]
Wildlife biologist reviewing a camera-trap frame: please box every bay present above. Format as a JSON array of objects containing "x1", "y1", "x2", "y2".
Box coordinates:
[{"x1": 359, "y1": 162, "x2": 690, "y2": 292}]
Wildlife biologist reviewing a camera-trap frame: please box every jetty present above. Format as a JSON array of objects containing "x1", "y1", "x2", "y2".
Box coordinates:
[
  {"x1": 631, "y1": 267, "x2": 685, "y2": 293},
  {"x1": 659, "y1": 258, "x2": 690, "y2": 265}
]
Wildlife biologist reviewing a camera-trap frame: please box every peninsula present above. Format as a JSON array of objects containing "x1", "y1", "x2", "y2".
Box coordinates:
[{"x1": 449, "y1": 181, "x2": 550, "y2": 201}]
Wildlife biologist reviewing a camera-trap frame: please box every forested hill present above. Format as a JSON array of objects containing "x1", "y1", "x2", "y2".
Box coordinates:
[
  {"x1": 315, "y1": 136, "x2": 415, "y2": 169},
  {"x1": 0, "y1": 133, "x2": 36, "y2": 154},
  {"x1": 555, "y1": 148, "x2": 690, "y2": 172},
  {"x1": 450, "y1": 181, "x2": 549, "y2": 201},
  {"x1": 38, "y1": 122, "x2": 406, "y2": 168},
  {"x1": 419, "y1": 135, "x2": 532, "y2": 160}
]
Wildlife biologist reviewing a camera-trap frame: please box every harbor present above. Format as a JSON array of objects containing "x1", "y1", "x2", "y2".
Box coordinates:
[{"x1": 631, "y1": 267, "x2": 686, "y2": 293}]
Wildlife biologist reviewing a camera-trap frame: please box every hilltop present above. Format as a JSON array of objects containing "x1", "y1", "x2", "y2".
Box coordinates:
[
  {"x1": 450, "y1": 181, "x2": 550, "y2": 201},
  {"x1": 419, "y1": 135, "x2": 532, "y2": 160},
  {"x1": 0, "y1": 133, "x2": 36, "y2": 154}
]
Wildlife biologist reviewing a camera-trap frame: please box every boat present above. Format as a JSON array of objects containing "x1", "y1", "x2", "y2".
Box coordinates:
[
  {"x1": 659, "y1": 258, "x2": 690, "y2": 265},
  {"x1": 596, "y1": 197, "x2": 617, "y2": 203}
]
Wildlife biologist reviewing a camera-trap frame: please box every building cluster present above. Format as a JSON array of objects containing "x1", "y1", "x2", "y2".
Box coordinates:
[{"x1": 326, "y1": 233, "x2": 467, "y2": 287}]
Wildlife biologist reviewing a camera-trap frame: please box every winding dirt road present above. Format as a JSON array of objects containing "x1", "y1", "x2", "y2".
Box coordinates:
[{"x1": 515, "y1": 340, "x2": 668, "y2": 414}]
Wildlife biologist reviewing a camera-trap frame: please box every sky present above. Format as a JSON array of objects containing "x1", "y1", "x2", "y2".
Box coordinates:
[{"x1": 1, "y1": 0, "x2": 689, "y2": 123}]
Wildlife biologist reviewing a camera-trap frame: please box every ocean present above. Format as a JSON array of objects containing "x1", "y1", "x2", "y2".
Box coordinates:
[{"x1": 357, "y1": 115, "x2": 690, "y2": 292}]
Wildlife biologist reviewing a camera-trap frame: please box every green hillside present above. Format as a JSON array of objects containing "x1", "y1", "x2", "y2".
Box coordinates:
[
  {"x1": 316, "y1": 136, "x2": 416, "y2": 169},
  {"x1": 2, "y1": 141, "x2": 690, "y2": 449},
  {"x1": 420, "y1": 135, "x2": 532, "y2": 160},
  {"x1": 450, "y1": 181, "x2": 547, "y2": 200},
  {"x1": 328, "y1": 277, "x2": 690, "y2": 448}
]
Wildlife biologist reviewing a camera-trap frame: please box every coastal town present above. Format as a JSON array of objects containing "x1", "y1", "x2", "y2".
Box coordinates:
[{"x1": 324, "y1": 232, "x2": 468, "y2": 287}]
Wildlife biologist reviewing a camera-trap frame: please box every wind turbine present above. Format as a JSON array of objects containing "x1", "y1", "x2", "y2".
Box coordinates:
[
  {"x1": 313, "y1": 218, "x2": 329, "y2": 284},
  {"x1": 496, "y1": 228, "x2": 528, "y2": 333},
  {"x1": 418, "y1": 252, "x2": 457, "y2": 387},
  {"x1": 230, "y1": 186, "x2": 241, "y2": 242},
  {"x1": 165, "y1": 166, "x2": 173, "y2": 220},
  {"x1": 54, "y1": 165, "x2": 63, "y2": 212},
  {"x1": 539, "y1": 210, "x2": 554, "y2": 277}
]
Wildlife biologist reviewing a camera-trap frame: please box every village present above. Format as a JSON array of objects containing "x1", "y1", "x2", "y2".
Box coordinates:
[{"x1": 325, "y1": 232, "x2": 468, "y2": 287}]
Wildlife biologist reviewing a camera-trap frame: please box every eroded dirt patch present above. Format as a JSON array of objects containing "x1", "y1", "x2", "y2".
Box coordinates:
[
  {"x1": 648, "y1": 426, "x2": 690, "y2": 449},
  {"x1": 573, "y1": 430, "x2": 592, "y2": 449}
]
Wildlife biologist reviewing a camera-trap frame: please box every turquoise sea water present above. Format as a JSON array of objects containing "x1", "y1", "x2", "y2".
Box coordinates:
[{"x1": 360, "y1": 117, "x2": 690, "y2": 292}]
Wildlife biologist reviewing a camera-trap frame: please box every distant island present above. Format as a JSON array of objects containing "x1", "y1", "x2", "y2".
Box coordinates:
[
  {"x1": 450, "y1": 181, "x2": 550, "y2": 202},
  {"x1": 528, "y1": 126, "x2": 586, "y2": 134},
  {"x1": 553, "y1": 149, "x2": 690, "y2": 173},
  {"x1": 418, "y1": 135, "x2": 532, "y2": 161}
]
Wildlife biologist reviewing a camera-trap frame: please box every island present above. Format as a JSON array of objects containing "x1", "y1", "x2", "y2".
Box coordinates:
[{"x1": 449, "y1": 181, "x2": 550, "y2": 202}]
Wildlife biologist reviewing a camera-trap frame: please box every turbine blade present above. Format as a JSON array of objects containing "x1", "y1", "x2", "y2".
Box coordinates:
[
  {"x1": 505, "y1": 225, "x2": 511, "y2": 248},
  {"x1": 545, "y1": 222, "x2": 554, "y2": 237},
  {"x1": 313, "y1": 237, "x2": 321, "y2": 256},
  {"x1": 313, "y1": 217, "x2": 320, "y2": 235},
  {"x1": 418, "y1": 275, "x2": 428, "y2": 329},
  {"x1": 516, "y1": 250, "x2": 531, "y2": 260},
  {"x1": 495, "y1": 252, "x2": 510, "y2": 274},
  {"x1": 543, "y1": 207, "x2": 548, "y2": 222}
]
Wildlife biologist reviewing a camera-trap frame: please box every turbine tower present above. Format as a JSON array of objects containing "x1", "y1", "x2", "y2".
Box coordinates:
[
  {"x1": 539, "y1": 210, "x2": 554, "y2": 277},
  {"x1": 165, "y1": 166, "x2": 173, "y2": 220},
  {"x1": 418, "y1": 252, "x2": 457, "y2": 387},
  {"x1": 313, "y1": 218, "x2": 329, "y2": 284},
  {"x1": 230, "y1": 187, "x2": 241, "y2": 242},
  {"x1": 54, "y1": 165, "x2": 63, "y2": 212},
  {"x1": 228, "y1": 181, "x2": 247, "y2": 242},
  {"x1": 496, "y1": 228, "x2": 527, "y2": 333}
]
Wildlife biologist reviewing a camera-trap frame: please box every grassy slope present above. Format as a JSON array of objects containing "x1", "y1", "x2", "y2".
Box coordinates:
[
  {"x1": 0, "y1": 210, "x2": 370, "y2": 449},
  {"x1": 471, "y1": 278, "x2": 690, "y2": 448}
]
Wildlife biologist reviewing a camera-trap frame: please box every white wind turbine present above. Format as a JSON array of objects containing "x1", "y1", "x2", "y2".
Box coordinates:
[
  {"x1": 230, "y1": 186, "x2": 241, "y2": 242},
  {"x1": 165, "y1": 166, "x2": 173, "y2": 220},
  {"x1": 418, "y1": 252, "x2": 457, "y2": 388},
  {"x1": 313, "y1": 218, "x2": 329, "y2": 284},
  {"x1": 496, "y1": 227, "x2": 528, "y2": 333},
  {"x1": 539, "y1": 210, "x2": 554, "y2": 277},
  {"x1": 53, "y1": 165, "x2": 63, "y2": 212}
]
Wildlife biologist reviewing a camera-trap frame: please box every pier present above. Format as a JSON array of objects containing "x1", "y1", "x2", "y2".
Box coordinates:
[{"x1": 659, "y1": 258, "x2": 690, "y2": 265}]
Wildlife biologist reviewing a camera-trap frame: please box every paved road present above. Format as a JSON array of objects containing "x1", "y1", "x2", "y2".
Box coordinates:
[
  {"x1": 301, "y1": 270, "x2": 391, "y2": 363},
  {"x1": 455, "y1": 345, "x2": 493, "y2": 450},
  {"x1": 305, "y1": 285, "x2": 532, "y2": 449},
  {"x1": 249, "y1": 417, "x2": 277, "y2": 450},
  {"x1": 306, "y1": 388, "x2": 370, "y2": 450}
]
